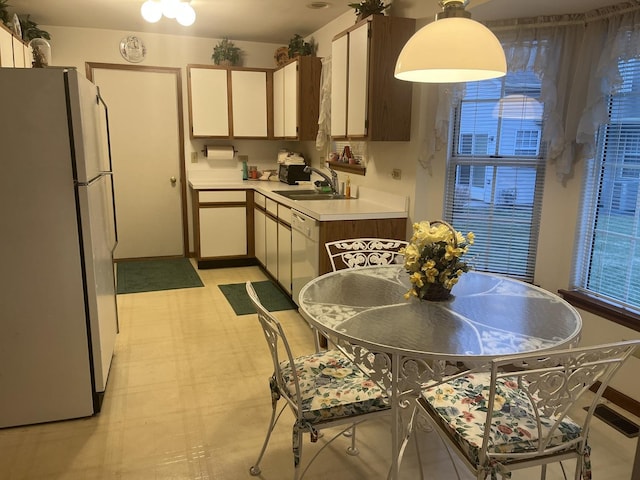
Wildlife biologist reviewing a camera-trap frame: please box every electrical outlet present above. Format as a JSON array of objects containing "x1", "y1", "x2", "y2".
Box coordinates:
[
  {"x1": 392, "y1": 168, "x2": 402, "y2": 180},
  {"x1": 190, "y1": 151, "x2": 198, "y2": 163}
]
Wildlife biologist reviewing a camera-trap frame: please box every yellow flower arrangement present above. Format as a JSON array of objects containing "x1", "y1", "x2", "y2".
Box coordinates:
[{"x1": 401, "y1": 220, "x2": 474, "y2": 300}]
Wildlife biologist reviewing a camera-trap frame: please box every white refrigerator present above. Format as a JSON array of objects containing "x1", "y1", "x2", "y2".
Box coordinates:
[{"x1": 0, "y1": 68, "x2": 118, "y2": 428}]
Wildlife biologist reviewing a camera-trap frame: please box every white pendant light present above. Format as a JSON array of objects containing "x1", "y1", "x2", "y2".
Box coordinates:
[
  {"x1": 395, "y1": 0, "x2": 506, "y2": 83},
  {"x1": 176, "y1": 2, "x2": 196, "y2": 26},
  {"x1": 141, "y1": 0, "x2": 163, "y2": 23}
]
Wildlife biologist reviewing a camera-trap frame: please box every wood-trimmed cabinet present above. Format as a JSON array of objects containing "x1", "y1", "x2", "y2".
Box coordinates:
[
  {"x1": 273, "y1": 56, "x2": 322, "y2": 141},
  {"x1": 187, "y1": 64, "x2": 272, "y2": 139},
  {"x1": 254, "y1": 192, "x2": 293, "y2": 294},
  {"x1": 191, "y1": 189, "x2": 254, "y2": 268},
  {"x1": 331, "y1": 14, "x2": 415, "y2": 141},
  {"x1": 0, "y1": 24, "x2": 31, "y2": 68}
]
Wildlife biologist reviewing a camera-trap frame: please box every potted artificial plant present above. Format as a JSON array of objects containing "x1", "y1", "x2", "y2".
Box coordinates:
[
  {"x1": 18, "y1": 14, "x2": 50, "y2": 42},
  {"x1": 212, "y1": 37, "x2": 242, "y2": 66},
  {"x1": 287, "y1": 34, "x2": 314, "y2": 59},
  {"x1": 348, "y1": 0, "x2": 389, "y2": 21},
  {"x1": 0, "y1": 0, "x2": 10, "y2": 27}
]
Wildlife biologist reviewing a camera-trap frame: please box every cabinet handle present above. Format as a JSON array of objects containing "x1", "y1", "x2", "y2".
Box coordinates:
[{"x1": 170, "y1": 176, "x2": 177, "y2": 185}]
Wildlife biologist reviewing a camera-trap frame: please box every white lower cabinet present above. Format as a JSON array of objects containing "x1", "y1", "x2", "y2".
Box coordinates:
[
  {"x1": 265, "y1": 198, "x2": 278, "y2": 277},
  {"x1": 254, "y1": 193, "x2": 292, "y2": 294},
  {"x1": 254, "y1": 207, "x2": 266, "y2": 266},
  {"x1": 192, "y1": 189, "x2": 250, "y2": 267},
  {"x1": 277, "y1": 205, "x2": 292, "y2": 294},
  {"x1": 199, "y1": 206, "x2": 247, "y2": 257}
]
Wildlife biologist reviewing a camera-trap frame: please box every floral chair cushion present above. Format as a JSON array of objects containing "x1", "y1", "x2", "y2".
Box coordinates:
[
  {"x1": 278, "y1": 349, "x2": 389, "y2": 424},
  {"x1": 421, "y1": 372, "x2": 583, "y2": 472}
]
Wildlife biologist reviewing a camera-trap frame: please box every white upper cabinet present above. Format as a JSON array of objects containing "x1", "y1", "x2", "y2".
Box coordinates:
[
  {"x1": 187, "y1": 65, "x2": 271, "y2": 139},
  {"x1": 283, "y1": 61, "x2": 298, "y2": 137},
  {"x1": 12, "y1": 36, "x2": 24, "y2": 68},
  {"x1": 231, "y1": 69, "x2": 268, "y2": 138},
  {"x1": 188, "y1": 67, "x2": 229, "y2": 137},
  {"x1": 273, "y1": 67, "x2": 285, "y2": 137},
  {"x1": 0, "y1": 26, "x2": 14, "y2": 67},
  {"x1": 273, "y1": 56, "x2": 322, "y2": 141},
  {"x1": 330, "y1": 15, "x2": 416, "y2": 141},
  {"x1": 330, "y1": 35, "x2": 348, "y2": 138},
  {"x1": 346, "y1": 23, "x2": 369, "y2": 137}
]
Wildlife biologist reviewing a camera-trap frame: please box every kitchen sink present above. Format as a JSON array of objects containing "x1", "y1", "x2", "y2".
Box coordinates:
[{"x1": 273, "y1": 190, "x2": 345, "y2": 201}]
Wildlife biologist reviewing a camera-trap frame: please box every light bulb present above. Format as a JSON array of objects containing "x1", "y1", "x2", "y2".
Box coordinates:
[
  {"x1": 141, "y1": 0, "x2": 162, "y2": 23},
  {"x1": 176, "y1": 3, "x2": 196, "y2": 26},
  {"x1": 161, "y1": 0, "x2": 180, "y2": 19}
]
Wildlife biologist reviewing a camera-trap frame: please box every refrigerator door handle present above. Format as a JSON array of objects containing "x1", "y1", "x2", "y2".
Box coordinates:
[{"x1": 96, "y1": 86, "x2": 114, "y2": 173}]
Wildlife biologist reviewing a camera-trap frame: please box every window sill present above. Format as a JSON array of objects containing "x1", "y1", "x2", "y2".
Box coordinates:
[{"x1": 558, "y1": 289, "x2": 640, "y2": 333}]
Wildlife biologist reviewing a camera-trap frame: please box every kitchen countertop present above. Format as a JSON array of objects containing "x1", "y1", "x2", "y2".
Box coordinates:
[{"x1": 188, "y1": 175, "x2": 409, "y2": 222}]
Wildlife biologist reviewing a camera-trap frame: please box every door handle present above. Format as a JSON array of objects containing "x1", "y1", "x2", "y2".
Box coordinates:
[{"x1": 170, "y1": 176, "x2": 177, "y2": 185}]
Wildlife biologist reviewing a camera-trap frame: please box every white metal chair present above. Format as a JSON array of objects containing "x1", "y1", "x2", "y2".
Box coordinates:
[
  {"x1": 325, "y1": 238, "x2": 408, "y2": 272},
  {"x1": 416, "y1": 340, "x2": 640, "y2": 480},
  {"x1": 246, "y1": 281, "x2": 390, "y2": 480}
]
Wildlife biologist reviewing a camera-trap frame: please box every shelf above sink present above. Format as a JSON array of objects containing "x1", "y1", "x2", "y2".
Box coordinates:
[{"x1": 273, "y1": 190, "x2": 346, "y2": 201}]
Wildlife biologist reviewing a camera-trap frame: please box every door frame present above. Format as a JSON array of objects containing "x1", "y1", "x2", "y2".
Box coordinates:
[{"x1": 85, "y1": 62, "x2": 189, "y2": 258}]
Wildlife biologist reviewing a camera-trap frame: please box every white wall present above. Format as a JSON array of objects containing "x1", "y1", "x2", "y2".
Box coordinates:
[{"x1": 44, "y1": 15, "x2": 639, "y2": 401}]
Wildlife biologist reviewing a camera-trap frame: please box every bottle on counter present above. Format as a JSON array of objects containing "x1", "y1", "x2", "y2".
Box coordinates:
[
  {"x1": 242, "y1": 161, "x2": 248, "y2": 180},
  {"x1": 345, "y1": 176, "x2": 351, "y2": 198}
]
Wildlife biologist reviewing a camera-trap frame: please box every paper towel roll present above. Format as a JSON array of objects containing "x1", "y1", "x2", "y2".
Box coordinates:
[{"x1": 204, "y1": 145, "x2": 235, "y2": 160}]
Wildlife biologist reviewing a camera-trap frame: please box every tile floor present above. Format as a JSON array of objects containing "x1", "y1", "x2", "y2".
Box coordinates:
[{"x1": 0, "y1": 264, "x2": 638, "y2": 479}]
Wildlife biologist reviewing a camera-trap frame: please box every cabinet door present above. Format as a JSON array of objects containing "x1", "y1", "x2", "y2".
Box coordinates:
[
  {"x1": 265, "y1": 214, "x2": 278, "y2": 277},
  {"x1": 199, "y1": 206, "x2": 247, "y2": 257},
  {"x1": 278, "y1": 222, "x2": 292, "y2": 294},
  {"x1": 231, "y1": 70, "x2": 268, "y2": 137},
  {"x1": 12, "y1": 37, "x2": 24, "y2": 68},
  {"x1": 331, "y1": 34, "x2": 349, "y2": 138},
  {"x1": 189, "y1": 67, "x2": 229, "y2": 137},
  {"x1": 347, "y1": 22, "x2": 370, "y2": 137},
  {"x1": 254, "y1": 207, "x2": 266, "y2": 266},
  {"x1": 273, "y1": 67, "x2": 284, "y2": 138},
  {"x1": 283, "y1": 61, "x2": 298, "y2": 138},
  {"x1": 0, "y1": 27, "x2": 14, "y2": 67}
]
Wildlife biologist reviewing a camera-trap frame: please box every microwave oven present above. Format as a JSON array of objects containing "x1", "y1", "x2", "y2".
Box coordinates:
[{"x1": 278, "y1": 164, "x2": 310, "y2": 185}]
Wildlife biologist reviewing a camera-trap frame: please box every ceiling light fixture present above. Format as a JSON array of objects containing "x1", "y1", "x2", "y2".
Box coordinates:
[
  {"x1": 141, "y1": 0, "x2": 196, "y2": 27},
  {"x1": 394, "y1": 0, "x2": 506, "y2": 83},
  {"x1": 307, "y1": 2, "x2": 331, "y2": 9}
]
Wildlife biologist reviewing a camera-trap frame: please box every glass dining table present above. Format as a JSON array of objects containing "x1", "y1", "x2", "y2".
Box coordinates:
[{"x1": 297, "y1": 264, "x2": 583, "y2": 479}]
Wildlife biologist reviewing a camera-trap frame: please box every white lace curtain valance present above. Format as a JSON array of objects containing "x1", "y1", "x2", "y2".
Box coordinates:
[{"x1": 423, "y1": 1, "x2": 640, "y2": 183}]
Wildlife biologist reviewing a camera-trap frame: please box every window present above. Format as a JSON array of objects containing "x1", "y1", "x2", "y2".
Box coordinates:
[
  {"x1": 444, "y1": 70, "x2": 546, "y2": 281},
  {"x1": 573, "y1": 58, "x2": 640, "y2": 311}
]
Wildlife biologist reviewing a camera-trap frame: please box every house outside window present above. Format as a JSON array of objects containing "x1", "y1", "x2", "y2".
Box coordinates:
[{"x1": 444, "y1": 70, "x2": 546, "y2": 282}]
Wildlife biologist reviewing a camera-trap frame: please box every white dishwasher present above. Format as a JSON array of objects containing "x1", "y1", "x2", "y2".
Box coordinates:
[{"x1": 291, "y1": 209, "x2": 319, "y2": 305}]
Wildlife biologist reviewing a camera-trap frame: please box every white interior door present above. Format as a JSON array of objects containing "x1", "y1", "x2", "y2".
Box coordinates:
[{"x1": 91, "y1": 67, "x2": 184, "y2": 259}]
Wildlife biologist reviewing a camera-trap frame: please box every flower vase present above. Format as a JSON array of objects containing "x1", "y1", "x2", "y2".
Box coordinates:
[{"x1": 419, "y1": 282, "x2": 451, "y2": 301}]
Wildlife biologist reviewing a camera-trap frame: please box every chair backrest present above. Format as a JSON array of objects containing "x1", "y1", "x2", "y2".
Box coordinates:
[
  {"x1": 480, "y1": 340, "x2": 640, "y2": 466},
  {"x1": 325, "y1": 238, "x2": 409, "y2": 271},
  {"x1": 246, "y1": 281, "x2": 303, "y2": 413}
]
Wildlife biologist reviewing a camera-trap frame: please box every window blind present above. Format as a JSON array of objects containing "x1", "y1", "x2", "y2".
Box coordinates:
[
  {"x1": 444, "y1": 72, "x2": 546, "y2": 281},
  {"x1": 573, "y1": 58, "x2": 640, "y2": 310}
]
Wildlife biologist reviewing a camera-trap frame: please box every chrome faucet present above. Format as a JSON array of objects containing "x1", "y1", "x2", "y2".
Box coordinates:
[{"x1": 304, "y1": 165, "x2": 339, "y2": 194}]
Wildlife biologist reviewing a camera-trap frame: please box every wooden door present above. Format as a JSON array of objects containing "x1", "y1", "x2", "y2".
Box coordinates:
[{"x1": 87, "y1": 64, "x2": 186, "y2": 260}]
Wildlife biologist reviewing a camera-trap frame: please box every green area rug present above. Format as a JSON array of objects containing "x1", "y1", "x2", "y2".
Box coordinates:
[
  {"x1": 117, "y1": 258, "x2": 204, "y2": 294},
  {"x1": 218, "y1": 280, "x2": 297, "y2": 316}
]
